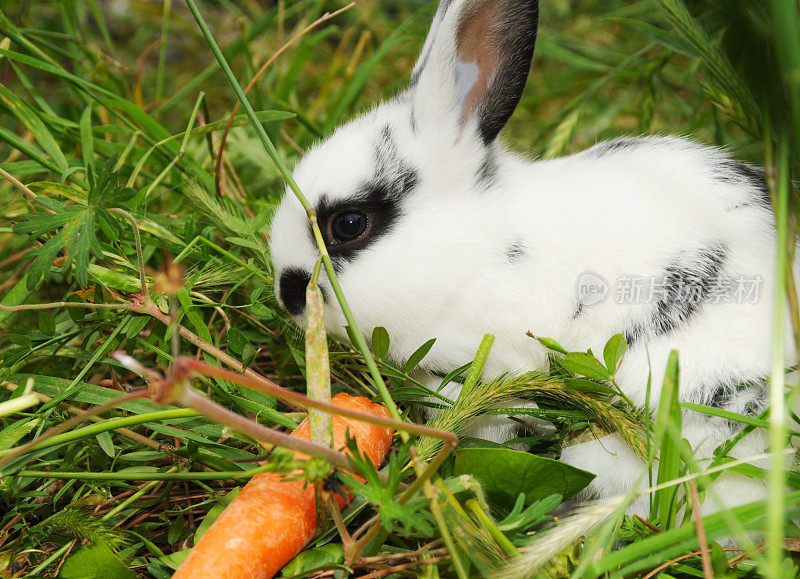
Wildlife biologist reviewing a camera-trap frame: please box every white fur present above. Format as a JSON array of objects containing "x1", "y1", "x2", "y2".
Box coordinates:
[{"x1": 269, "y1": 0, "x2": 797, "y2": 517}]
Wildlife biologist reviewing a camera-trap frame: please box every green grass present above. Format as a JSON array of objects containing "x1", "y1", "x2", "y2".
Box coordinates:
[{"x1": 0, "y1": 0, "x2": 798, "y2": 577}]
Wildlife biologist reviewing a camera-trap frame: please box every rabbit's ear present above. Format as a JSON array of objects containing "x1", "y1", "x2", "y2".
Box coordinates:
[{"x1": 410, "y1": 0, "x2": 538, "y2": 145}]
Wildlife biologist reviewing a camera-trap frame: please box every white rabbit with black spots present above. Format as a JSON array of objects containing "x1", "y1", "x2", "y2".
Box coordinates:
[{"x1": 269, "y1": 0, "x2": 797, "y2": 517}]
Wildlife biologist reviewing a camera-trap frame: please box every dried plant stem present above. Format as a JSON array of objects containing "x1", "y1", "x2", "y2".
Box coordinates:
[
  {"x1": 0, "y1": 166, "x2": 49, "y2": 209},
  {"x1": 0, "y1": 301, "x2": 132, "y2": 312},
  {"x1": 172, "y1": 386, "x2": 354, "y2": 471},
  {"x1": 139, "y1": 299, "x2": 303, "y2": 409},
  {"x1": 688, "y1": 479, "x2": 714, "y2": 579},
  {"x1": 176, "y1": 357, "x2": 456, "y2": 445}
]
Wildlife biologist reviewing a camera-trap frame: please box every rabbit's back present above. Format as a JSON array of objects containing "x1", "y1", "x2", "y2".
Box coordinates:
[{"x1": 479, "y1": 136, "x2": 788, "y2": 411}]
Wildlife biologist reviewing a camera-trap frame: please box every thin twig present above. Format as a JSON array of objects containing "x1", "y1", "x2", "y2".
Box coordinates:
[
  {"x1": 689, "y1": 479, "x2": 715, "y2": 579},
  {"x1": 176, "y1": 357, "x2": 457, "y2": 444},
  {"x1": 213, "y1": 3, "x2": 355, "y2": 195},
  {"x1": 642, "y1": 550, "x2": 709, "y2": 579},
  {"x1": 357, "y1": 556, "x2": 451, "y2": 579},
  {"x1": 0, "y1": 166, "x2": 50, "y2": 211}
]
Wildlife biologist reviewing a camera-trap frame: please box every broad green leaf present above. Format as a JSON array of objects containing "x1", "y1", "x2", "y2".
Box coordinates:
[
  {"x1": 167, "y1": 513, "x2": 185, "y2": 545},
  {"x1": 158, "y1": 549, "x2": 190, "y2": 571},
  {"x1": 603, "y1": 333, "x2": 628, "y2": 375},
  {"x1": 125, "y1": 316, "x2": 150, "y2": 339},
  {"x1": 0, "y1": 417, "x2": 39, "y2": 451},
  {"x1": 226, "y1": 327, "x2": 249, "y2": 356},
  {"x1": 176, "y1": 287, "x2": 213, "y2": 344},
  {"x1": 96, "y1": 431, "x2": 115, "y2": 458},
  {"x1": 36, "y1": 311, "x2": 55, "y2": 336},
  {"x1": 58, "y1": 543, "x2": 135, "y2": 579},
  {"x1": 25, "y1": 228, "x2": 67, "y2": 289},
  {"x1": 563, "y1": 377, "x2": 617, "y2": 395},
  {"x1": 281, "y1": 544, "x2": 344, "y2": 576},
  {"x1": 88, "y1": 264, "x2": 142, "y2": 293},
  {"x1": 250, "y1": 302, "x2": 273, "y2": 317},
  {"x1": 371, "y1": 326, "x2": 390, "y2": 359},
  {"x1": 562, "y1": 351, "x2": 611, "y2": 381},
  {"x1": 404, "y1": 338, "x2": 436, "y2": 373},
  {"x1": 0, "y1": 273, "x2": 31, "y2": 327},
  {"x1": 453, "y1": 447, "x2": 595, "y2": 508}
]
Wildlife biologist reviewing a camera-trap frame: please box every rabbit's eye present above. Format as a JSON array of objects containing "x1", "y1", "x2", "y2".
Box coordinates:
[{"x1": 331, "y1": 212, "x2": 368, "y2": 242}]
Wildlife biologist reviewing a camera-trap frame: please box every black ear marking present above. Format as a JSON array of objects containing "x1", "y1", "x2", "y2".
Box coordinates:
[
  {"x1": 464, "y1": 0, "x2": 539, "y2": 144},
  {"x1": 410, "y1": 0, "x2": 538, "y2": 144}
]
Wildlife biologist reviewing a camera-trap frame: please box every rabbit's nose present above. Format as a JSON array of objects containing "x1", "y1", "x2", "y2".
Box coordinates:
[{"x1": 278, "y1": 268, "x2": 311, "y2": 315}]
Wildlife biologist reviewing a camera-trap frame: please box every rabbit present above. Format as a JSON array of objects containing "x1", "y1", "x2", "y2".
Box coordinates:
[{"x1": 269, "y1": 0, "x2": 798, "y2": 518}]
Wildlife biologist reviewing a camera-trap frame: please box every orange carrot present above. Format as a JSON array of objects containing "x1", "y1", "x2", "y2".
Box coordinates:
[{"x1": 173, "y1": 392, "x2": 393, "y2": 579}]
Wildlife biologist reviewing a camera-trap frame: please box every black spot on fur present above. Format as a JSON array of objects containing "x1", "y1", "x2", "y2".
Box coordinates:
[
  {"x1": 312, "y1": 126, "x2": 419, "y2": 270},
  {"x1": 652, "y1": 243, "x2": 729, "y2": 335},
  {"x1": 586, "y1": 138, "x2": 645, "y2": 158},
  {"x1": 716, "y1": 159, "x2": 771, "y2": 210},
  {"x1": 477, "y1": 151, "x2": 499, "y2": 188},
  {"x1": 707, "y1": 380, "x2": 769, "y2": 418},
  {"x1": 375, "y1": 125, "x2": 420, "y2": 196},
  {"x1": 573, "y1": 302, "x2": 584, "y2": 319},
  {"x1": 623, "y1": 242, "x2": 729, "y2": 344},
  {"x1": 506, "y1": 242, "x2": 526, "y2": 262},
  {"x1": 623, "y1": 327, "x2": 641, "y2": 348},
  {"x1": 409, "y1": 51, "x2": 430, "y2": 89},
  {"x1": 279, "y1": 268, "x2": 311, "y2": 315}
]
